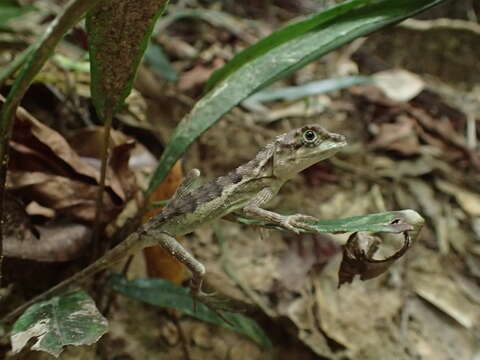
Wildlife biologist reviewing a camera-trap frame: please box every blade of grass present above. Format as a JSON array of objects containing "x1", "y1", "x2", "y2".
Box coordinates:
[{"x1": 108, "y1": 275, "x2": 272, "y2": 347}]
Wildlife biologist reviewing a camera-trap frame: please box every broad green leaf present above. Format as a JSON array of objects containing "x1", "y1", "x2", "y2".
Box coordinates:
[
  {"x1": 11, "y1": 291, "x2": 108, "y2": 357},
  {"x1": 147, "y1": 0, "x2": 447, "y2": 193},
  {"x1": 144, "y1": 41, "x2": 177, "y2": 81},
  {"x1": 236, "y1": 209, "x2": 424, "y2": 236},
  {"x1": 108, "y1": 275, "x2": 272, "y2": 348},
  {"x1": 86, "y1": 0, "x2": 169, "y2": 118}
]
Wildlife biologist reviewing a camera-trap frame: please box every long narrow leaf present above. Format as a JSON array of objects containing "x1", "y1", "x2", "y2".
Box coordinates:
[
  {"x1": 109, "y1": 275, "x2": 272, "y2": 347},
  {"x1": 236, "y1": 209, "x2": 424, "y2": 237},
  {"x1": 147, "y1": 0, "x2": 447, "y2": 192}
]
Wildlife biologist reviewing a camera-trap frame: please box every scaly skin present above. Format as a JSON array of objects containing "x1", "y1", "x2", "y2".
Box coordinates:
[{"x1": 2, "y1": 125, "x2": 346, "y2": 323}]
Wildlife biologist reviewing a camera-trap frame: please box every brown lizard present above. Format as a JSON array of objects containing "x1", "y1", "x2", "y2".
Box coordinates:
[{"x1": 3, "y1": 124, "x2": 346, "y2": 322}]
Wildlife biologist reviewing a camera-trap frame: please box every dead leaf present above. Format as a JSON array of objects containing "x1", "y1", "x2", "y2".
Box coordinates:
[
  {"x1": 6, "y1": 95, "x2": 99, "y2": 181},
  {"x1": 435, "y1": 179, "x2": 480, "y2": 216},
  {"x1": 368, "y1": 115, "x2": 420, "y2": 155},
  {"x1": 3, "y1": 192, "x2": 91, "y2": 262},
  {"x1": 178, "y1": 61, "x2": 222, "y2": 91},
  {"x1": 4, "y1": 223, "x2": 91, "y2": 262},
  {"x1": 373, "y1": 69, "x2": 424, "y2": 102},
  {"x1": 1, "y1": 95, "x2": 140, "y2": 261},
  {"x1": 412, "y1": 273, "x2": 479, "y2": 328},
  {"x1": 143, "y1": 161, "x2": 188, "y2": 284},
  {"x1": 279, "y1": 234, "x2": 339, "y2": 292},
  {"x1": 338, "y1": 231, "x2": 411, "y2": 287},
  {"x1": 7, "y1": 171, "x2": 116, "y2": 222}
]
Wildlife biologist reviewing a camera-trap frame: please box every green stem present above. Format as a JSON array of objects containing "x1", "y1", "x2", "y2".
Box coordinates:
[{"x1": 0, "y1": 0, "x2": 102, "y2": 286}]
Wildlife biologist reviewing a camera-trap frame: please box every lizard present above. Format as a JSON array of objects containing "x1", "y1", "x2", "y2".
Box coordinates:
[{"x1": 2, "y1": 124, "x2": 347, "y2": 323}]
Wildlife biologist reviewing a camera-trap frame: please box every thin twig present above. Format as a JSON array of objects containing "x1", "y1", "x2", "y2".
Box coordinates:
[
  {"x1": 91, "y1": 104, "x2": 114, "y2": 260},
  {"x1": 101, "y1": 255, "x2": 134, "y2": 316},
  {"x1": 0, "y1": 0, "x2": 102, "y2": 287}
]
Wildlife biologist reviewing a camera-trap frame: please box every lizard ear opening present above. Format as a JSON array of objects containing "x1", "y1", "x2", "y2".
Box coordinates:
[{"x1": 272, "y1": 137, "x2": 294, "y2": 179}]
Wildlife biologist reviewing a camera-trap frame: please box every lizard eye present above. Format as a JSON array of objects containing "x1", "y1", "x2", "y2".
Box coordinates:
[{"x1": 303, "y1": 129, "x2": 317, "y2": 143}]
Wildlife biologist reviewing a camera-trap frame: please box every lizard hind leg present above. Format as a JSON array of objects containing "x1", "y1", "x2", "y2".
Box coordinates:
[{"x1": 146, "y1": 230, "x2": 213, "y2": 307}]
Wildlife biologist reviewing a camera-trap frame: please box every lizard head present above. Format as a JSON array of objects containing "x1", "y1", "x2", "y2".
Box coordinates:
[{"x1": 272, "y1": 125, "x2": 347, "y2": 179}]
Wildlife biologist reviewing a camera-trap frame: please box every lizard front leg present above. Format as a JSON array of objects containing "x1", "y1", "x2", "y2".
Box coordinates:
[
  {"x1": 147, "y1": 229, "x2": 206, "y2": 297},
  {"x1": 172, "y1": 168, "x2": 201, "y2": 199},
  {"x1": 243, "y1": 187, "x2": 318, "y2": 234}
]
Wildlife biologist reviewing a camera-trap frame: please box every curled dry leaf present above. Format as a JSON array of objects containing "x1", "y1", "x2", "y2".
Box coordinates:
[
  {"x1": 1, "y1": 94, "x2": 139, "y2": 261},
  {"x1": 338, "y1": 230, "x2": 411, "y2": 287},
  {"x1": 7, "y1": 171, "x2": 116, "y2": 222}
]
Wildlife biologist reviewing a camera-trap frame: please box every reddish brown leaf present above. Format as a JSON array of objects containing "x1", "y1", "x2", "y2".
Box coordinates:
[{"x1": 143, "y1": 161, "x2": 188, "y2": 284}]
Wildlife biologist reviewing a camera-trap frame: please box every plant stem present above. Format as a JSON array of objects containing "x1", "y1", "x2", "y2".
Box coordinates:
[
  {"x1": 91, "y1": 104, "x2": 113, "y2": 259},
  {"x1": 0, "y1": 0, "x2": 102, "y2": 286}
]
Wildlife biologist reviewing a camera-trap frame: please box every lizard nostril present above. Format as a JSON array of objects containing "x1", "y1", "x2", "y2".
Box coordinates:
[{"x1": 332, "y1": 134, "x2": 346, "y2": 143}]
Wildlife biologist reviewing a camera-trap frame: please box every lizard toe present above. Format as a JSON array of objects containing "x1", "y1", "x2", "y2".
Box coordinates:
[{"x1": 282, "y1": 216, "x2": 302, "y2": 234}]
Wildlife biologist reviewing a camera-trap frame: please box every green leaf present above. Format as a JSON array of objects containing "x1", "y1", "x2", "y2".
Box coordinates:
[
  {"x1": 53, "y1": 53, "x2": 90, "y2": 73},
  {"x1": 86, "y1": 0, "x2": 169, "y2": 118},
  {"x1": 243, "y1": 75, "x2": 372, "y2": 110},
  {"x1": 144, "y1": 41, "x2": 177, "y2": 81},
  {"x1": 147, "y1": 0, "x2": 447, "y2": 193},
  {"x1": 108, "y1": 275, "x2": 272, "y2": 348},
  {"x1": 10, "y1": 291, "x2": 108, "y2": 357},
  {"x1": 236, "y1": 209, "x2": 424, "y2": 235}
]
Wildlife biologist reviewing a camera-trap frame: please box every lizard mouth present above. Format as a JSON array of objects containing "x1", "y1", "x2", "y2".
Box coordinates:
[{"x1": 302, "y1": 140, "x2": 347, "y2": 158}]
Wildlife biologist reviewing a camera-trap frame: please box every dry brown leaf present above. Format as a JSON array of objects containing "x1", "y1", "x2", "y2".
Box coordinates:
[
  {"x1": 279, "y1": 234, "x2": 339, "y2": 292},
  {"x1": 435, "y1": 179, "x2": 480, "y2": 216},
  {"x1": 4, "y1": 223, "x2": 91, "y2": 262},
  {"x1": 368, "y1": 115, "x2": 420, "y2": 155},
  {"x1": 67, "y1": 126, "x2": 139, "y2": 201},
  {"x1": 1, "y1": 94, "x2": 139, "y2": 261},
  {"x1": 178, "y1": 61, "x2": 222, "y2": 91},
  {"x1": 373, "y1": 69, "x2": 424, "y2": 102},
  {"x1": 142, "y1": 161, "x2": 188, "y2": 284},
  {"x1": 338, "y1": 231, "x2": 411, "y2": 287},
  {"x1": 5, "y1": 95, "x2": 99, "y2": 181},
  {"x1": 412, "y1": 272, "x2": 479, "y2": 328},
  {"x1": 7, "y1": 171, "x2": 116, "y2": 222},
  {"x1": 3, "y1": 192, "x2": 91, "y2": 262}
]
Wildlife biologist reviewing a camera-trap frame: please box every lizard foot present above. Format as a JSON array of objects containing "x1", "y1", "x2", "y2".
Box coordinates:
[
  {"x1": 281, "y1": 214, "x2": 319, "y2": 234},
  {"x1": 190, "y1": 286, "x2": 238, "y2": 325}
]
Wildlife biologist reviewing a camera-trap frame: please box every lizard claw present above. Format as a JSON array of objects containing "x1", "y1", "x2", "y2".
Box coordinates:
[
  {"x1": 281, "y1": 214, "x2": 319, "y2": 234},
  {"x1": 190, "y1": 285, "x2": 237, "y2": 325}
]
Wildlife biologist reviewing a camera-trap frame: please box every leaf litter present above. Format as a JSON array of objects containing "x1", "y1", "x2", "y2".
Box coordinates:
[{"x1": 1, "y1": 2, "x2": 479, "y2": 360}]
